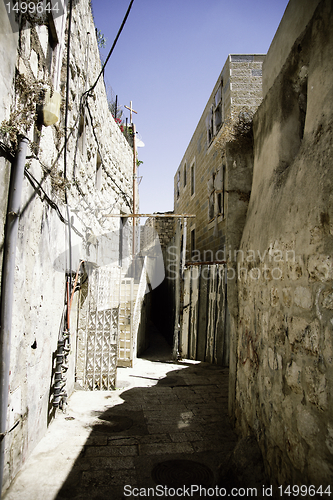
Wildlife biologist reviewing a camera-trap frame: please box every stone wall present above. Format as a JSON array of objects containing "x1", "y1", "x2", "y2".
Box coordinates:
[
  {"x1": 262, "y1": 0, "x2": 321, "y2": 96},
  {"x1": 233, "y1": 0, "x2": 333, "y2": 486},
  {"x1": 144, "y1": 213, "x2": 176, "y2": 249},
  {"x1": 0, "y1": 0, "x2": 133, "y2": 491},
  {"x1": 0, "y1": 1, "x2": 19, "y2": 290}
]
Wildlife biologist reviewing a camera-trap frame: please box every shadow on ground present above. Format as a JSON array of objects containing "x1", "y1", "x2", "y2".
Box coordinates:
[
  {"x1": 54, "y1": 368, "x2": 237, "y2": 498},
  {"x1": 54, "y1": 326, "x2": 269, "y2": 500}
]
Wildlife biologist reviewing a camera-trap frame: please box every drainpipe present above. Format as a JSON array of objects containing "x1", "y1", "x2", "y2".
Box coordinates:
[{"x1": 0, "y1": 136, "x2": 28, "y2": 496}]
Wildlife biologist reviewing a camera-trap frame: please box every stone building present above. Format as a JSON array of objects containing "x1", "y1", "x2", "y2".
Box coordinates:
[
  {"x1": 0, "y1": 0, "x2": 138, "y2": 493},
  {"x1": 170, "y1": 54, "x2": 265, "y2": 368},
  {"x1": 230, "y1": 0, "x2": 333, "y2": 487},
  {"x1": 171, "y1": 0, "x2": 333, "y2": 486},
  {"x1": 173, "y1": 54, "x2": 264, "y2": 262}
]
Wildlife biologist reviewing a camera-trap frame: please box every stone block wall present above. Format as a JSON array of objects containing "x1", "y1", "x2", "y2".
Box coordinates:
[
  {"x1": 232, "y1": 0, "x2": 333, "y2": 486},
  {"x1": 0, "y1": 0, "x2": 133, "y2": 491},
  {"x1": 144, "y1": 213, "x2": 176, "y2": 250},
  {"x1": 0, "y1": 1, "x2": 19, "y2": 290},
  {"x1": 174, "y1": 55, "x2": 264, "y2": 262}
]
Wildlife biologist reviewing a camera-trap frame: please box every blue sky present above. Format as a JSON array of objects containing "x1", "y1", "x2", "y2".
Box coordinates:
[{"x1": 91, "y1": 0, "x2": 289, "y2": 215}]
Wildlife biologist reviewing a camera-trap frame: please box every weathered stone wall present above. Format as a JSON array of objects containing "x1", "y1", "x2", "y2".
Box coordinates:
[
  {"x1": 174, "y1": 55, "x2": 264, "y2": 261},
  {"x1": 1, "y1": 0, "x2": 133, "y2": 491},
  {"x1": 0, "y1": 1, "x2": 19, "y2": 290},
  {"x1": 262, "y1": 0, "x2": 321, "y2": 97},
  {"x1": 233, "y1": 0, "x2": 333, "y2": 485},
  {"x1": 224, "y1": 140, "x2": 254, "y2": 417},
  {"x1": 144, "y1": 214, "x2": 176, "y2": 249}
]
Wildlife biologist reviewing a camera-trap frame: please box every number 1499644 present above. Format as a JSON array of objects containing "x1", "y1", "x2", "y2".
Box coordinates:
[
  {"x1": 6, "y1": 1, "x2": 60, "y2": 15},
  {"x1": 278, "y1": 485, "x2": 331, "y2": 497}
]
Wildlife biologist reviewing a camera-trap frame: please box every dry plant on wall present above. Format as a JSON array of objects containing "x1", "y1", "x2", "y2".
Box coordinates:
[
  {"x1": 0, "y1": 72, "x2": 47, "y2": 153},
  {"x1": 215, "y1": 107, "x2": 254, "y2": 154},
  {"x1": 0, "y1": 71, "x2": 70, "y2": 200}
]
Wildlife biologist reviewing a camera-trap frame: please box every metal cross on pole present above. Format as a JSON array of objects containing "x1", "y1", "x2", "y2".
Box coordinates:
[{"x1": 124, "y1": 101, "x2": 137, "y2": 123}]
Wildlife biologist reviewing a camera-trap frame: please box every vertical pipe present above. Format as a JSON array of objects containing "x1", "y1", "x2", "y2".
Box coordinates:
[
  {"x1": 181, "y1": 218, "x2": 187, "y2": 276},
  {"x1": 115, "y1": 95, "x2": 118, "y2": 120},
  {"x1": 0, "y1": 137, "x2": 28, "y2": 495},
  {"x1": 64, "y1": 0, "x2": 73, "y2": 296},
  {"x1": 178, "y1": 218, "x2": 187, "y2": 359},
  {"x1": 132, "y1": 123, "x2": 136, "y2": 257}
]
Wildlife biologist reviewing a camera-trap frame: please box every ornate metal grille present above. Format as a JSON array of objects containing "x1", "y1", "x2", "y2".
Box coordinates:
[{"x1": 85, "y1": 267, "x2": 120, "y2": 390}]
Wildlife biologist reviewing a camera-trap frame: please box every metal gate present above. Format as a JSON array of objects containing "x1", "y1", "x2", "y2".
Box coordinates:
[
  {"x1": 84, "y1": 266, "x2": 120, "y2": 390},
  {"x1": 117, "y1": 278, "x2": 134, "y2": 367},
  {"x1": 179, "y1": 264, "x2": 229, "y2": 366}
]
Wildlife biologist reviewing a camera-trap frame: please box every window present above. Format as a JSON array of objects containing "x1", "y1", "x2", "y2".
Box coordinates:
[
  {"x1": 36, "y1": 9, "x2": 66, "y2": 90},
  {"x1": 217, "y1": 192, "x2": 222, "y2": 214},
  {"x1": 190, "y1": 161, "x2": 195, "y2": 196},
  {"x1": 183, "y1": 163, "x2": 187, "y2": 187},
  {"x1": 95, "y1": 152, "x2": 102, "y2": 190},
  {"x1": 78, "y1": 111, "x2": 86, "y2": 153},
  {"x1": 176, "y1": 171, "x2": 180, "y2": 198},
  {"x1": 49, "y1": 9, "x2": 66, "y2": 90},
  {"x1": 206, "y1": 107, "x2": 213, "y2": 144},
  {"x1": 214, "y1": 82, "x2": 223, "y2": 133},
  {"x1": 206, "y1": 80, "x2": 224, "y2": 144},
  {"x1": 208, "y1": 165, "x2": 225, "y2": 221},
  {"x1": 190, "y1": 228, "x2": 196, "y2": 259}
]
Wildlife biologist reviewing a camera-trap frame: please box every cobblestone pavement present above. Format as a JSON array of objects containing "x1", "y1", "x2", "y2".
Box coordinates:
[{"x1": 3, "y1": 327, "x2": 238, "y2": 500}]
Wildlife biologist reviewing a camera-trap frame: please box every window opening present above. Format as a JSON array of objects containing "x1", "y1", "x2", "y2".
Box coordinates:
[
  {"x1": 206, "y1": 80, "x2": 224, "y2": 144},
  {"x1": 208, "y1": 165, "x2": 225, "y2": 221},
  {"x1": 176, "y1": 171, "x2": 180, "y2": 198},
  {"x1": 191, "y1": 162, "x2": 195, "y2": 196},
  {"x1": 206, "y1": 107, "x2": 214, "y2": 144},
  {"x1": 214, "y1": 83, "x2": 223, "y2": 133},
  {"x1": 190, "y1": 228, "x2": 196, "y2": 259},
  {"x1": 95, "y1": 152, "x2": 102, "y2": 190}
]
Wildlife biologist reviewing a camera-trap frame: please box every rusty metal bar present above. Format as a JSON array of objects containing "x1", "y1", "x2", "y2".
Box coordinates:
[
  {"x1": 185, "y1": 261, "x2": 226, "y2": 266},
  {"x1": 103, "y1": 213, "x2": 196, "y2": 218}
]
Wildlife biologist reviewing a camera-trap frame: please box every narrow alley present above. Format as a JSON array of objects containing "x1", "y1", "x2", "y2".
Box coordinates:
[{"x1": 2, "y1": 325, "x2": 244, "y2": 500}]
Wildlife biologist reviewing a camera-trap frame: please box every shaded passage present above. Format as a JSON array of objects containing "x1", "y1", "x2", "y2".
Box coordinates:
[
  {"x1": 56, "y1": 362, "x2": 236, "y2": 499},
  {"x1": 3, "y1": 326, "x2": 239, "y2": 500}
]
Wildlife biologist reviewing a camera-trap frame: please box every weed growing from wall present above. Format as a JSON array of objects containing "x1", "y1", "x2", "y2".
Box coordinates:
[{"x1": 215, "y1": 107, "x2": 254, "y2": 153}]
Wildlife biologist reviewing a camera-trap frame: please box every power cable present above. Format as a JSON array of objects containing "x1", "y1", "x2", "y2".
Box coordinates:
[
  {"x1": 85, "y1": 101, "x2": 132, "y2": 210},
  {"x1": 83, "y1": 0, "x2": 135, "y2": 98},
  {"x1": 24, "y1": 167, "x2": 83, "y2": 238}
]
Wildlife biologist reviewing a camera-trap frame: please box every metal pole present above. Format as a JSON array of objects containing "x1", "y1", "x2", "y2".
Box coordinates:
[
  {"x1": 104, "y1": 213, "x2": 196, "y2": 218},
  {"x1": 0, "y1": 137, "x2": 28, "y2": 496},
  {"x1": 132, "y1": 123, "x2": 136, "y2": 257},
  {"x1": 181, "y1": 218, "x2": 187, "y2": 277}
]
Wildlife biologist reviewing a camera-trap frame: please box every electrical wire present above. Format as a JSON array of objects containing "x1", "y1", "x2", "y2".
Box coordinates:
[
  {"x1": 85, "y1": 101, "x2": 132, "y2": 210},
  {"x1": 24, "y1": 167, "x2": 83, "y2": 237},
  {"x1": 3, "y1": 0, "x2": 134, "y2": 250},
  {"x1": 83, "y1": 0, "x2": 135, "y2": 98}
]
